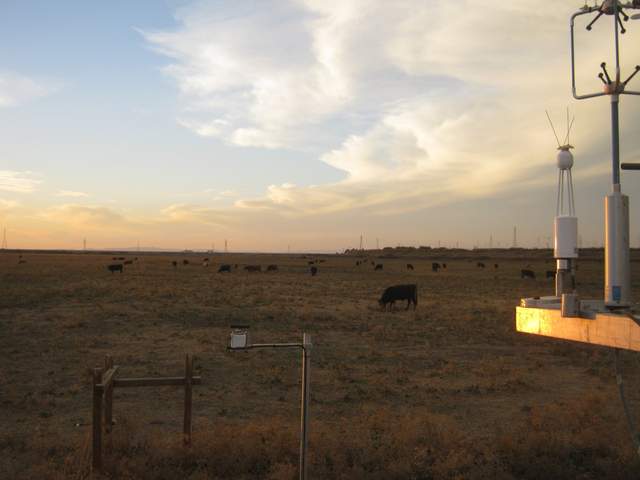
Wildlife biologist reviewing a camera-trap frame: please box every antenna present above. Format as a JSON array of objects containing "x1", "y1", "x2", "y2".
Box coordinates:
[
  {"x1": 83, "y1": 238, "x2": 87, "y2": 251},
  {"x1": 546, "y1": 110, "x2": 562, "y2": 147},
  {"x1": 513, "y1": 226, "x2": 517, "y2": 248},
  {"x1": 224, "y1": 239, "x2": 228, "y2": 253},
  {"x1": 1, "y1": 227, "x2": 7, "y2": 249}
]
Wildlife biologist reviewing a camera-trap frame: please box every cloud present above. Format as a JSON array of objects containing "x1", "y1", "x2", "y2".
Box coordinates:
[
  {"x1": 0, "y1": 171, "x2": 41, "y2": 193},
  {"x1": 55, "y1": 190, "x2": 89, "y2": 198},
  {"x1": 42, "y1": 204, "x2": 138, "y2": 232},
  {"x1": 140, "y1": 1, "x2": 640, "y2": 223},
  {"x1": 0, "y1": 198, "x2": 19, "y2": 215},
  {"x1": 160, "y1": 203, "x2": 238, "y2": 226},
  {"x1": 0, "y1": 72, "x2": 57, "y2": 107}
]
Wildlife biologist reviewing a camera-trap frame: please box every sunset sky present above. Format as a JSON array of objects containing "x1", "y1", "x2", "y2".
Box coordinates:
[{"x1": 2, "y1": 0, "x2": 640, "y2": 252}]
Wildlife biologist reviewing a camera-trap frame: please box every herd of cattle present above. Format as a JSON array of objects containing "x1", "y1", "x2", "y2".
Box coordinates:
[
  {"x1": 104, "y1": 257, "x2": 555, "y2": 280},
  {"x1": 9, "y1": 253, "x2": 556, "y2": 311}
]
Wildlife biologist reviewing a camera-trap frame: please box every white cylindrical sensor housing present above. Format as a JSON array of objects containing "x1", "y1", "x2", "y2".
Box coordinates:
[
  {"x1": 605, "y1": 192, "x2": 630, "y2": 307},
  {"x1": 554, "y1": 216, "x2": 578, "y2": 259}
]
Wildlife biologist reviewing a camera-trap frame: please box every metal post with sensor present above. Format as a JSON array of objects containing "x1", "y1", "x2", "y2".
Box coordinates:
[
  {"x1": 517, "y1": 0, "x2": 640, "y2": 352},
  {"x1": 228, "y1": 325, "x2": 312, "y2": 480}
]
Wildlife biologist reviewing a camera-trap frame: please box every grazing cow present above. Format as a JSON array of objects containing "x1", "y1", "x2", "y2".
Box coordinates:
[
  {"x1": 18, "y1": 259, "x2": 27, "y2": 264},
  {"x1": 134, "y1": 257, "x2": 138, "y2": 261},
  {"x1": 202, "y1": 261, "x2": 209, "y2": 267},
  {"x1": 112, "y1": 257, "x2": 117, "y2": 260},
  {"x1": 308, "y1": 260, "x2": 315, "y2": 265},
  {"x1": 310, "y1": 266, "x2": 318, "y2": 276},
  {"x1": 108, "y1": 264, "x2": 123, "y2": 274},
  {"x1": 546, "y1": 270, "x2": 555, "y2": 279},
  {"x1": 356, "y1": 261, "x2": 361, "y2": 266},
  {"x1": 374, "y1": 264, "x2": 383, "y2": 271},
  {"x1": 494, "y1": 264, "x2": 499, "y2": 269},
  {"x1": 203, "y1": 258, "x2": 209, "y2": 263},
  {"x1": 379, "y1": 284, "x2": 418, "y2": 310},
  {"x1": 183, "y1": 259, "x2": 190, "y2": 265},
  {"x1": 432, "y1": 262, "x2": 440, "y2": 272},
  {"x1": 371, "y1": 261, "x2": 375, "y2": 266},
  {"x1": 124, "y1": 260, "x2": 133, "y2": 265},
  {"x1": 267, "y1": 264, "x2": 278, "y2": 272},
  {"x1": 171, "y1": 261, "x2": 178, "y2": 268},
  {"x1": 234, "y1": 264, "x2": 238, "y2": 269},
  {"x1": 218, "y1": 264, "x2": 231, "y2": 273},
  {"x1": 407, "y1": 264, "x2": 414, "y2": 271},
  {"x1": 442, "y1": 263, "x2": 447, "y2": 269},
  {"x1": 244, "y1": 265, "x2": 261, "y2": 272},
  {"x1": 477, "y1": 262, "x2": 486, "y2": 269},
  {"x1": 521, "y1": 269, "x2": 536, "y2": 279}
]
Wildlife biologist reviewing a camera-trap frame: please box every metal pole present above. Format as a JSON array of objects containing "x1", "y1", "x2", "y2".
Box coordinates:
[
  {"x1": 299, "y1": 333, "x2": 311, "y2": 480},
  {"x1": 612, "y1": 95, "x2": 621, "y2": 186}
]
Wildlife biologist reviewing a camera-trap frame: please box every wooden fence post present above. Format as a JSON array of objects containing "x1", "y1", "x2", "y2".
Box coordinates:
[
  {"x1": 104, "y1": 356, "x2": 114, "y2": 434},
  {"x1": 92, "y1": 367, "x2": 104, "y2": 472},
  {"x1": 183, "y1": 354, "x2": 193, "y2": 446}
]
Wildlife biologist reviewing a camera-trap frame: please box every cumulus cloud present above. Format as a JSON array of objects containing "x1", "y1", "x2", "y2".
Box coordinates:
[
  {"x1": 0, "y1": 72, "x2": 56, "y2": 107},
  {"x1": 0, "y1": 171, "x2": 41, "y2": 193},
  {"x1": 55, "y1": 190, "x2": 89, "y2": 198},
  {"x1": 142, "y1": 0, "x2": 640, "y2": 221}
]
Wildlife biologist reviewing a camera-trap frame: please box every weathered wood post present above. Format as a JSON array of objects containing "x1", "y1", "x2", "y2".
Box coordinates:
[
  {"x1": 92, "y1": 367, "x2": 104, "y2": 471},
  {"x1": 183, "y1": 354, "x2": 193, "y2": 446},
  {"x1": 104, "y1": 355, "x2": 114, "y2": 434}
]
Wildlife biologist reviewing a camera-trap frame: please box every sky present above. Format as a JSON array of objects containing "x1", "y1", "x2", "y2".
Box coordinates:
[{"x1": 2, "y1": 0, "x2": 640, "y2": 252}]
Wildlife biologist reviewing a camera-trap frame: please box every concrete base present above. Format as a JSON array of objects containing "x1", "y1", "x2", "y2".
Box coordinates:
[{"x1": 516, "y1": 305, "x2": 640, "y2": 352}]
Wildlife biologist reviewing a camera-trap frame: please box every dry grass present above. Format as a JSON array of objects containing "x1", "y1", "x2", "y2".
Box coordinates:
[{"x1": 2, "y1": 250, "x2": 640, "y2": 479}]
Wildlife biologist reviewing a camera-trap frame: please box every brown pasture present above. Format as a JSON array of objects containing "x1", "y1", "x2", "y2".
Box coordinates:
[{"x1": 1, "y1": 250, "x2": 640, "y2": 479}]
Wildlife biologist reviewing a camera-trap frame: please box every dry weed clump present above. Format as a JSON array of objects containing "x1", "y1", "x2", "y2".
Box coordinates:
[
  {"x1": 496, "y1": 394, "x2": 640, "y2": 479},
  {"x1": 29, "y1": 410, "x2": 493, "y2": 480}
]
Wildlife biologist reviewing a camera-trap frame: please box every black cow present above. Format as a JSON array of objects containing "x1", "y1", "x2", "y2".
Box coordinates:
[
  {"x1": 244, "y1": 265, "x2": 261, "y2": 272},
  {"x1": 442, "y1": 263, "x2": 447, "y2": 269},
  {"x1": 546, "y1": 270, "x2": 555, "y2": 279},
  {"x1": 108, "y1": 264, "x2": 123, "y2": 274},
  {"x1": 379, "y1": 284, "x2": 418, "y2": 310},
  {"x1": 171, "y1": 261, "x2": 178, "y2": 268},
  {"x1": 356, "y1": 261, "x2": 361, "y2": 266},
  {"x1": 374, "y1": 264, "x2": 383, "y2": 271},
  {"x1": 310, "y1": 266, "x2": 318, "y2": 276},
  {"x1": 432, "y1": 262, "x2": 440, "y2": 272},
  {"x1": 308, "y1": 260, "x2": 315, "y2": 265},
  {"x1": 521, "y1": 269, "x2": 536, "y2": 279},
  {"x1": 494, "y1": 264, "x2": 499, "y2": 269},
  {"x1": 477, "y1": 262, "x2": 486, "y2": 269},
  {"x1": 407, "y1": 264, "x2": 414, "y2": 271},
  {"x1": 371, "y1": 261, "x2": 375, "y2": 266},
  {"x1": 183, "y1": 259, "x2": 190, "y2": 265},
  {"x1": 218, "y1": 264, "x2": 231, "y2": 273},
  {"x1": 18, "y1": 259, "x2": 27, "y2": 265},
  {"x1": 267, "y1": 264, "x2": 278, "y2": 272}
]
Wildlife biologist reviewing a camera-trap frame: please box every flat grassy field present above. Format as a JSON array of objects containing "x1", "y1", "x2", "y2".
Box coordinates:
[{"x1": 2, "y1": 250, "x2": 640, "y2": 479}]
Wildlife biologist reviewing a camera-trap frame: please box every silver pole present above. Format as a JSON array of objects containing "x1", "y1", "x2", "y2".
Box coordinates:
[{"x1": 299, "y1": 333, "x2": 311, "y2": 480}]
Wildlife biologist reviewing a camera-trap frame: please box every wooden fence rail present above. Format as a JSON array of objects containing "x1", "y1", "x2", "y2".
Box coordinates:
[{"x1": 91, "y1": 354, "x2": 202, "y2": 472}]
